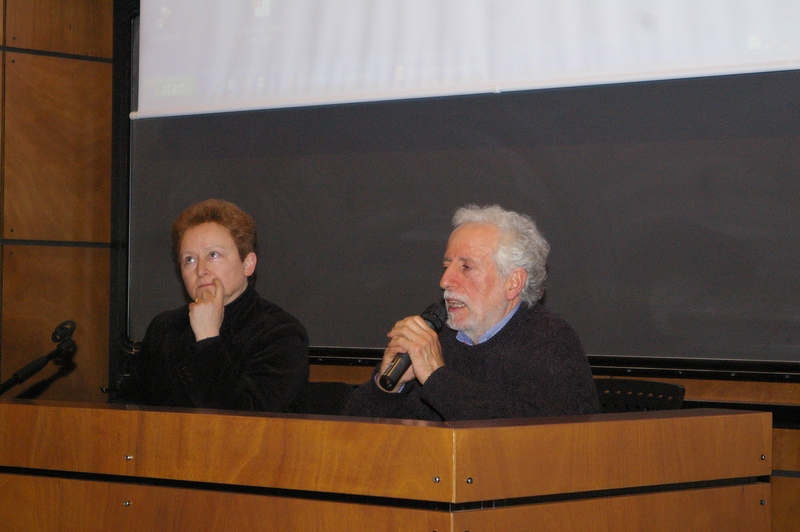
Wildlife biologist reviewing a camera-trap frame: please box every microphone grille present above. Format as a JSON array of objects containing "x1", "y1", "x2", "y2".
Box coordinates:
[{"x1": 421, "y1": 302, "x2": 448, "y2": 332}]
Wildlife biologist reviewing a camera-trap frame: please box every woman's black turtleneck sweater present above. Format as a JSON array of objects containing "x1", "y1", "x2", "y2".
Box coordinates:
[{"x1": 119, "y1": 285, "x2": 309, "y2": 412}]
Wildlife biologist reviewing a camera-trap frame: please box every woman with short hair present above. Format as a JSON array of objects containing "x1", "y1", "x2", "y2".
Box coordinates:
[{"x1": 119, "y1": 199, "x2": 309, "y2": 412}]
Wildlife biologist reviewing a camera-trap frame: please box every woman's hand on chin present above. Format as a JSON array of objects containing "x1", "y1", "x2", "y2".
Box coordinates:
[{"x1": 189, "y1": 278, "x2": 225, "y2": 341}]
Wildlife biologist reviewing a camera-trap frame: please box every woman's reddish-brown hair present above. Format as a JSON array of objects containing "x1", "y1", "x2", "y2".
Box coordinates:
[{"x1": 171, "y1": 199, "x2": 257, "y2": 263}]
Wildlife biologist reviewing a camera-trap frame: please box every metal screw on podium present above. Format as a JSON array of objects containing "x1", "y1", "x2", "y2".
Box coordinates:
[
  {"x1": 123, "y1": 501, "x2": 131, "y2": 507},
  {"x1": 760, "y1": 500, "x2": 766, "y2": 505},
  {"x1": 433, "y1": 477, "x2": 440, "y2": 483},
  {"x1": 125, "y1": 455, "x2": 133, "y2": 461},
  {"x1": 761, "y1": 455, "x2": 766, "y2": 460},
  {"x1": 466, "y1": 477, "x2": 473, "y2": 484}
]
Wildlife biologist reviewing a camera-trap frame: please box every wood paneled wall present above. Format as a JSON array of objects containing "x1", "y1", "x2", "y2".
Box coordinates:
[
  {"x1": 0, "y1": 0, "x2": 112, "y2": 403},
  {"x1": 4, "y1": 52, "x2": 111, "y2": 241},
  {"x1": 5, "y1": 0, "x2": 112, "y2": 57}
]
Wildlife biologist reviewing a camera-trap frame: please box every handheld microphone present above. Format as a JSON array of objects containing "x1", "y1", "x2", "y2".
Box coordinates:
[{"x1": 378, "y1": 302, "x2": 447, "y2": 391}]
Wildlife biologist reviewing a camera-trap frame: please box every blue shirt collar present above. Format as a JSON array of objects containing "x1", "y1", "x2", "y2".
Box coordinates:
[{"x1": 456, "y1": 302, "x2": 522, "y2": 346}]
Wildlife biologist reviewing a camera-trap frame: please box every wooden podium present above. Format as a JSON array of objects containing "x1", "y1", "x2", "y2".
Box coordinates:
[{"x1": 0, "y1": 401, "x2": 771, "y2": 531}]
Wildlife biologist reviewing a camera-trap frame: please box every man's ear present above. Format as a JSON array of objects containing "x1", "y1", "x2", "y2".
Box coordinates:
[
  {"x1": 505, "y1": 268, "x2": 527, "y2": 301},
  {"x1": 243, "y1": 253, "x2": 257, "y2": 277}
]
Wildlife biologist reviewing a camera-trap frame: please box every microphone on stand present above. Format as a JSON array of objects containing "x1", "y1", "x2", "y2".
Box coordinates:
[
  {"x1": 0, "y1": 320, "x2": 76, "y2": 397},
  {"x1": 378, "y1": 302, "x2": 447, "y2": 391}
]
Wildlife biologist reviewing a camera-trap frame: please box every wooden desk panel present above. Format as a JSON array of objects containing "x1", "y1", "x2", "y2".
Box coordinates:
[
  {"x1": 128, "y1": 408, "x2": 455, "y2": 501},
  {"x1": 0, "y1": 401, "x2": 772, "y2": 531},
  {"x1": 0, "y1": 402, "x2": 771, "y2": 503},
  {"x1": 0, "y1": 401, "x2": 133, "y2": 475},
  {"x1": 455, "y1": 483, "x2": 771, "y2": 532},
  {"x1": 0, "y1": 473, "x2": 770, "y2": 532},
  {"x1": 0, "y1": 401, "x2": 454, "y2": 502},
  {"x1": 772, "y1": 476, "x2": 800, "y2": 532},
  {"x1": 0, "y1": 473, "x2": 451, "y2": 532},
  {"x1": 773, "y1": 428, "x2": 800, "y2": 471},
  {"x1": 452, "y1": 409, "x2": 772, "y2": 501}
]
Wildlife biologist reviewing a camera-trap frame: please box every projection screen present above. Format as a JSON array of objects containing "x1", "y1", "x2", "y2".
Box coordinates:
[{"x1": 135, "y1": 0, "x2": 800, "y2": 118}]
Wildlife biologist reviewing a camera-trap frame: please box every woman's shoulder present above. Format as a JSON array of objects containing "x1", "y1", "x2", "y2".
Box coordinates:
[
  {"x1": 246, "y1": 292, "x2": 309, "y2": 337},
  {"x1": 146, "y1": 304, "x2": 190, "y2": 331}
]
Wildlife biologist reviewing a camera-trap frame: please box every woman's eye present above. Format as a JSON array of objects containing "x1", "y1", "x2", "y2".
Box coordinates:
[
  {"x1": 209, "y1": 251, "x2": 219, "y2": 259},
  {"x1": 183, "y1": 256, "x2": 195, "y2": 265}
]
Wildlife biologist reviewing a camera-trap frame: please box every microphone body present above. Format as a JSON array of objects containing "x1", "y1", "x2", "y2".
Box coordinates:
[{"x1": 379, "y1": 302, "x2": 447, "y2": 391}]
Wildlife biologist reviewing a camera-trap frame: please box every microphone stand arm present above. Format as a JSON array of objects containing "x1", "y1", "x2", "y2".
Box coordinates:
[{"x1": 0, "y1": 339, "x2": 76, "y2": 397}]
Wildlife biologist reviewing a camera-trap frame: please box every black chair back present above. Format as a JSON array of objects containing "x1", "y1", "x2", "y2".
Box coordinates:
[
  {"x1": 293, "y1": 381, "x2": 355, "y2": 415},
  {"x1": 595, "y1": 378, "x2": 685, "y2": 413}
]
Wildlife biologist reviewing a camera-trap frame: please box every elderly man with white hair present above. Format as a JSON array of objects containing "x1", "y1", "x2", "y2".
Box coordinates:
[{"x1": 345, "y1": 204, "x2": 600, "y2": 421}]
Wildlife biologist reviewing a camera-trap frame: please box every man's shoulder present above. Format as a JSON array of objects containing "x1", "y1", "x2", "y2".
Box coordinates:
[
  {"x1": 515, "y1": 303, "x2": 581, "y2": 340},
  {"x1": 522, "y1": 302, "x2": 569, "y2": 323}
]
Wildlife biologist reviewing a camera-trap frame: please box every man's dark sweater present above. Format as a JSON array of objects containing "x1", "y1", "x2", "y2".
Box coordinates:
[
  {"x1": 119, "y1": 285, "x2": 309, "y2": 412},
  {"x1": 344, "y1": 303, "x2": 600, "y2": 421}
]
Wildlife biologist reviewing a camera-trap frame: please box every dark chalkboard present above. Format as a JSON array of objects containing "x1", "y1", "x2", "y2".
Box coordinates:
[{"x1": 128, "y1": 70, "x2": 800, "y2": 361}]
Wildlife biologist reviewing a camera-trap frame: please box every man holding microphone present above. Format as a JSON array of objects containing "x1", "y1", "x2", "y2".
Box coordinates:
[{"x1": 345, "y1": 204, "x2": 599, "y2": 421}]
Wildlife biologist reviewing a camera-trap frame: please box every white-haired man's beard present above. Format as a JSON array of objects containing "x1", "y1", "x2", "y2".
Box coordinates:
[
  {"x1": 443, "y1": 289, "x2": 492, "y2": 334},
  {"x1": 443, "y1": 288, "x2": 513, "y2": 342},
  {"x1": 443, "y1": 290, "x2": 469, "y2": 331}
]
